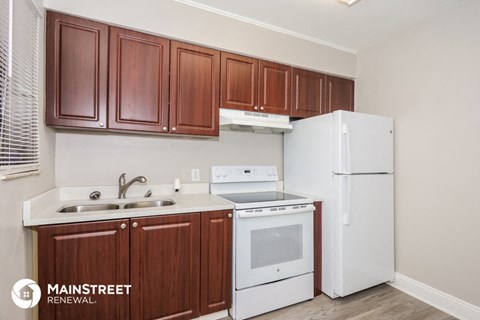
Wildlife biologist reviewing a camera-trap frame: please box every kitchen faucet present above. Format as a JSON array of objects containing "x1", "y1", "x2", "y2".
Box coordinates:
[{"x1": 118, "y1": 173, "x2": 147, "y2": 199}]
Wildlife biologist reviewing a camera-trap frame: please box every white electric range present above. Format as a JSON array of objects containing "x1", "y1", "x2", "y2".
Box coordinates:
[{"x1": 210, "y1": 166, "x2": 314, "y2": 320}]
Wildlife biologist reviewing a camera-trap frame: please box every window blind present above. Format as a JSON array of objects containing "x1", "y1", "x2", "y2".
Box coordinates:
[{"x1": 0, "y1": 0, "x2": 41, "y2": 179}]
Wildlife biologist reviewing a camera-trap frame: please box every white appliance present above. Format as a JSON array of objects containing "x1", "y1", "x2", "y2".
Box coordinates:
[
  {"x1": 284, "y1": 110, "x2": 394, "y2": 298},
  {"x1": 219, "y1": 108, "x2": 293, "y2": 133},
  {"x1": 210, "y1": 166, "x2": 314, "y2": 320}
]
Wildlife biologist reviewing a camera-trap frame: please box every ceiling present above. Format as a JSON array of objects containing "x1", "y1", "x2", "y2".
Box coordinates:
[{"x1": 175, "y1": 0, "x2": 466, "y2": 53}]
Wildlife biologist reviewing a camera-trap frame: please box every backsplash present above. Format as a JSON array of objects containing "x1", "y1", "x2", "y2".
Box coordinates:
[{"x1": 55, "y1": 130, "x2": 283, "y2": 187}]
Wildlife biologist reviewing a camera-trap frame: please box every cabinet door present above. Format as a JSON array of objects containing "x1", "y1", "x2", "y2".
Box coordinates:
[
  {"x1": 38, "y1": 219, "x2": 130, "y2": 320},
  {"x1": 258, "y1": 60, "x2": 291, "y2": 115},
  {"x1": 45, "y1": 11, "x2": 108, "y2": 129},
  {"x1": 200, "y1": 210, "x2": 232, "y2": 315},
  {"x1": 109, "y1": 27, "x2": 170, "y2": 132},
  {"x1": 131, "y1": 213, "x2": 201, "y2": 320},
  {"x1": 291, "y1": 68, "x2": 325, "y2": 118},
  {"x1": 324, "y1": 75, "x2": 354, "y2": 113},
  {"x1": 221, "y1": 52, "x2": 258, "y2": 112},
  {"x1": 170, "y1": 41, "x2": 220, "y2": 136},
  {"x1": 313, "y1": 201, "x2": 322, "y2": 296}
]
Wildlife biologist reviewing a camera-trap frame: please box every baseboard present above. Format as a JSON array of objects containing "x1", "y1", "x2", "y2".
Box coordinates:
[{"x1": 389, "y1": 272, "x2": 480, "y2": 320}]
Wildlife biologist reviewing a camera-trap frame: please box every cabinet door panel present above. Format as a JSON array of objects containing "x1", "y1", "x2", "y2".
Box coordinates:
[
  {"x1": 109, "y1": 27, "x2": 169, "y2": 132},
  {"x1": 45, "y1": 11, "x2": 108, "y2": 129},
  {"x1": 170, "y1": 42, "x2": 219, "y2": 136},
  {"x1": 325, "y1": 76, "x2": 354, "y2": 113},
  {"x1": 38, "y1": 220, "x2": 130, "y2": 320},
  {"x1": 131, "y1": 213, "x2": 201, "y2": 320},
  {"x1": 313, "y1": 202, "x2": 322, "y2": 296},
  {"x1": 200, "y1": 210, "x2": 232, "y2": 315},
  {"x1": 292, "y1": 68, "x2": 325, "y2": 118},
  {"x1": 221, "y1": 53, "x2": 258, "y2": 111},
  {"x1": 259, "y1": 61, "x2": 291, "y2": 115}
]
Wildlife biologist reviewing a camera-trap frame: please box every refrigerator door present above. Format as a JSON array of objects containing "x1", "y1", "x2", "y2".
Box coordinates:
[
  {"x1": 333, "y1": 111, "x2": 394, "y2": 174},
  {"x1": 332, "y1": 174, "x2": 394, "y2": 297}
]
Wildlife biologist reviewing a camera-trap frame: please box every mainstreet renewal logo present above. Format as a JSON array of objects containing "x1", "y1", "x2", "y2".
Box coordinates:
[
  {"x1": 12, "y1": 279, "x2": 131, "y2": 308},
  {"x1": 11, "y1": 279, "x2": 41, "y2": 309}
]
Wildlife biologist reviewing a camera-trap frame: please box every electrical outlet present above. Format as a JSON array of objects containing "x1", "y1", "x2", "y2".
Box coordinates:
[{"x1": 191, "y1": 168, "x2": 200, "y2": 182}]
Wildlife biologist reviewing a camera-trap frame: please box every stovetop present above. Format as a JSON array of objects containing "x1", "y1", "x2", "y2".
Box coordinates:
[{"x1": 216, "y1": 191, "x2": 311, "y2": 209}]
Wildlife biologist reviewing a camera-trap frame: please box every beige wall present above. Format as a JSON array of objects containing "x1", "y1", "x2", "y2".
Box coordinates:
[
  {"x1": 0, "y1": 3, "x2": 56, "y2": 319},
  {"x1": 55, "y1": 130, "x2": 283, "y2": 186},
  {"x1": 356, "y1": 0, "x2": 480, "y2": 307}
]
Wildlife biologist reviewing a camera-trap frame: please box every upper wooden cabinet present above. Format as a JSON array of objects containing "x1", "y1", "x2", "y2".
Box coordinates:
[
  {"x1": 324, "y1": 75, "x2": 354, "y2": 113},
  {"x1": 45, "y1": 11, "x2": 109, "y2": 129},
  {"x1": 220, "y1": 53, "x2": 291, "y2": 115},
  {"x1": 259, "y1": 61, "x2": 292, "y2": 115},
  {"x1": 220, "y1": 52, "x2": 258, "y2": 111},
  {"x1": 170, "y1": 41, "x2": 220, "y2": 136},
  {"x1": 109, "y1": 27, "x2": 170, "y2": 133},
  {"x1": 291, "y1": 68, "x2": 325, "y2": 118}
]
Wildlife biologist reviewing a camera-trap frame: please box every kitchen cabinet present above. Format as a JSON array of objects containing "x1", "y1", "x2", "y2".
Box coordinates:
[
  {"x1": 313, "y1": 201, "x2": 322, "y2": 296},
  {"x1": 259, "y1": 60, "x2": 292, "y2": 115},
  {"x1": 324, "y1": 75, "x2": 354, "y2": 113},
  {"x1": 38, "y1": 219, "x2": 130, "y2": 320},
  {"x1": 200, "y1": 210, "x2": 233, "y2": 315},
  {"x1": 108, "y1": 27, "x2": 170, "y2": 133},
  {"x1": 170, "y1": 41, "x2": 220, "y2": 136},
  {"x1": 291, "y1": 68, "x2": 325, "y2": 118},
  {"x1": 220, "y1": 53, "x2": 291, "y2": 115},
  {"x1": 38, "y1": 210, "x2": 232, "y2": 320},
  {"x1": 220, "y1": 52, "x2": 258, "y2": 111},
  {"x1": 45, "y1": 11, "x2": 109, "y2": 129},
  {"x1": 131, "y1": 213, "x2": 201, "y2": 320}
]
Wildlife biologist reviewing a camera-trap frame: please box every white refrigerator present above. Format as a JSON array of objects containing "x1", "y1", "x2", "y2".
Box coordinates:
[{"x1": 284, "y1": 110, "x2": 394, "y2": 298}]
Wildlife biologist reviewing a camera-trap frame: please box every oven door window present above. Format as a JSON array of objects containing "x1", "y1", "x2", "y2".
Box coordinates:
[{"x1": 236, "y1": 211, "x2": 313, "y2": 290}]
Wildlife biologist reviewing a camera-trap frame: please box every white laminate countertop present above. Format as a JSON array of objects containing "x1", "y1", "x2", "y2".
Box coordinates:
[{"x1": 23, "y1": 186, "x2": 234, "y2": 227}]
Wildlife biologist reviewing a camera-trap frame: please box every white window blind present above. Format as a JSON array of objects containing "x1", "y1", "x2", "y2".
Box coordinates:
[{"x1": 0, "y1": 0, "x2": 41, "y2": 179}]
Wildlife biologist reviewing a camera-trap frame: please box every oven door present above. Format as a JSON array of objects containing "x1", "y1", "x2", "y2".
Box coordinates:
[{"x1": 235, "y1": 205, "x2": 314, "y2": 290}]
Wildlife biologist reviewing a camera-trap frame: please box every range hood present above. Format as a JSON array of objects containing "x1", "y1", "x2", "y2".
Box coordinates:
[{"x1": 219, "y1": 108, "x2": 293, "y2": 133}]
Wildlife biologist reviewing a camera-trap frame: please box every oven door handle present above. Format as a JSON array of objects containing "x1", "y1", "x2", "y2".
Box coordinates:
[{"x1": 236, "y1": 204, "x2": 315, "y2": 219}]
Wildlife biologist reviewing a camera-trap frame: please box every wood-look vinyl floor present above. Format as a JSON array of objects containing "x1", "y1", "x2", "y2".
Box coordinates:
[{"x1": 225, "y1": 284, "x2": 457, "y2": 320}]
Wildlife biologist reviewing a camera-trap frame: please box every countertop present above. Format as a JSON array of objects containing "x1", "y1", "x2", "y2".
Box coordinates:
[{"x1": 23, "y1": 187, "x2": 234, "y2": 227}]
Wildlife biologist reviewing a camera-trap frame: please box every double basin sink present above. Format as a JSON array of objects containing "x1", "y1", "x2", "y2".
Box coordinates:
[{"x1": 58, "y1": 200, "x2": 176, "y2": 213}]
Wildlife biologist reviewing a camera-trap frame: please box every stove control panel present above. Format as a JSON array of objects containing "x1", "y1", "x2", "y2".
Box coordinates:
[{"x1": 211, "y1": 166, "x2": 278, "y2": 183}]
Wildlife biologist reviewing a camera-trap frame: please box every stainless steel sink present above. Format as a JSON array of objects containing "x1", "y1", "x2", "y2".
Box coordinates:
[
  {"x1": 123, "y1": 200, "x2": 175, "y2": 209},
  {"x1": 58, "y1": 203, "x2": 120, "y2": 213}
]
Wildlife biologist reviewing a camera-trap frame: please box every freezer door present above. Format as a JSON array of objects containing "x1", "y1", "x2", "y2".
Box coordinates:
[
  {"x1": 332, "y1": 174, "x2": 394, "y2": 297},
  {"x1": 333, "y1": 111, "x2": 394, "y2": 174}
]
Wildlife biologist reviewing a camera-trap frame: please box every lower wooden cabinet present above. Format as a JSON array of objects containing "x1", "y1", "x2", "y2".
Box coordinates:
[
  {"x1": 38, "y1": 210, "x2": 232, "y2": 320},
  {"x1": 38, "y1": 219, "x2": 130, "y2": 319},
  {"x1": 313, "y1": 201, "x2": 322, "y2": 296}
]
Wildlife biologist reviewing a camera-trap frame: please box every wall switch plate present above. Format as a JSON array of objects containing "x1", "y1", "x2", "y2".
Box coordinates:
[{"x1": 191, "y1": 168, "x2": 200, "y2": 182}]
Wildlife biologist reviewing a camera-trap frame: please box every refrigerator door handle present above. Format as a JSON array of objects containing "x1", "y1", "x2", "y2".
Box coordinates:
[
  {"x1": 342, "y1": 124, "x2": 351, "y2": 174},
  {"x1": 343, "y1": 175, "x2": 351, "y2": 225}
]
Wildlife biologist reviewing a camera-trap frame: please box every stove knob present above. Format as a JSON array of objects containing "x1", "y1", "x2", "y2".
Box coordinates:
[
  {"x1": 272, "y1": 168, "x2": 277, "y2": 176},
  {"x1": 215, "y1": 168, "x2": 221, "y2": 178},
  {"x1": 222, "y1": 169, "x2": 227, "y2": 177}
]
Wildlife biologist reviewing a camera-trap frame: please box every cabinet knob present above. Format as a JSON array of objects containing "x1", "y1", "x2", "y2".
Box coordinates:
[
  {"x1": 171, "y1": 127, "x2": 177, "y2": 132},
  {"x1": 162, "y1": 127, "x2": 168, "y2": 132},
  {"x1": 120, "y1": 223, "x2": 127, "y2": 229},
  {"x1": 253, "y1": 106, "x2": 258, "y2": 111},
  {"x1": 228, "y1": 213, "x2": 232, "y2": 218},
  {"x1": 132, "y1": 222, "x2": 138, "y2": 228},
  {"x1": 260, "y1": 106, "x2": 265, "y2": 111},
  {"x1": 99, "y1": 122, "x2": 105, "y2": 128}
]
